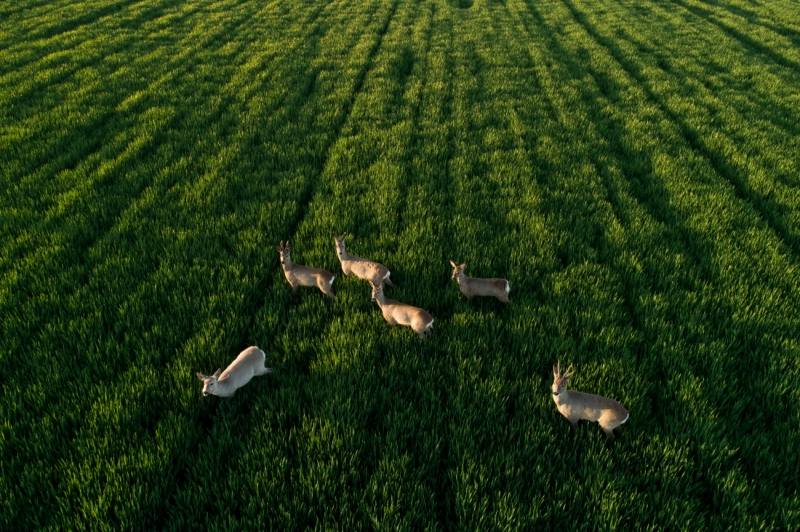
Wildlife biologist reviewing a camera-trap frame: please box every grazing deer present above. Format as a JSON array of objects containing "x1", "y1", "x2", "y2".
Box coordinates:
[
  {"x1": 551, "y1": 362, "x2": 629, "y2": 438},
  {"x1": 449, "y1": 260, "x2": 510, "y2": 303},
  {"x1": 277, "y1": 241, "x2": 336, "y2": 298},
  {"x1": 195, "y1": 346, "x2": 272, "y2": 398},
  {"x1": 334, "y1": 236, "x2": 395, "y2": 287},
  {"x1": 370, "y1": 281, "x2": 433, "y2": 338}
]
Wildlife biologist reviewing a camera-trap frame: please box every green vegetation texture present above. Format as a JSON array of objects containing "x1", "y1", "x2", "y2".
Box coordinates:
[{"x1": 2, "y1": 0, "x2": 799, "y2": 528}]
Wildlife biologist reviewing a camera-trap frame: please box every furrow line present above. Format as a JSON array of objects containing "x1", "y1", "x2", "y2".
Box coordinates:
[{"x1": 560, "y1": 0, "x2": 800, "y2": 261}]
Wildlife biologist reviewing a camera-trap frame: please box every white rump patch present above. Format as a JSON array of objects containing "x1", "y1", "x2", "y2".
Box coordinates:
[
  {"x1": 505, "y1": 281, "x2": 510, "y2": 294},
  {"x1": 330, "y1": 275, "x2": 336, "y2": 285},
  {"x1": 620, "y1": 412, "x2": 629, "y2": 425}
]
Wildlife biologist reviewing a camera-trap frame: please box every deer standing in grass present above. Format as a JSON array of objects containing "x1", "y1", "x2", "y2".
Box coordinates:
[
  {"x1": 334, "y1": 236, "x2": 395, "y2": 287},
  {"x1": 449, "y1": 260, "x2": 510, "y2": 303},
  {"x1": 370, "y1": 281, "x2": 433, "y2": 338},
  {"x1": 278, "y1": 241, "x2": 336, "y2": 298},
  {"x1": 551, "y1": 362, "x2": 629, "y2": 438},
  {"x1": 195, "y1": 346, "x2": 272, "y2": 398}
]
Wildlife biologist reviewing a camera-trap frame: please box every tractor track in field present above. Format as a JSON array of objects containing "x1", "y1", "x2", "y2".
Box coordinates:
[
  {"x1": 3, "y1": 0, "x2": 337, "y2": 407},
  {"x1": 234, "y1": 0, "x2": 402, "y2": 363},
  {"x1": 0, "y1": 0, "x2": 199, "y2": 107},
  {"x1": 670, "y1": 0, "x2": 800, "y2": 77},
  {"x1": 0, "y1": 1, "x2": 268, "y2": 337},
  {"x1": 0, "y1": 0, "x2": 149, "y2": 50},
  {"x1": 510, "y1": 0, "x2": 687, "y2": 393},
  {"x1": 157, "y1": 1, "x2": 403, "y2": 523},
  {"x1": 559, "y1": 0, "x2": 800, "y2": 262},
  {"x1": 0, "y1": 0, "x2": 331, "y2": 330},
  {"x1": 604, "y1": 14, "x2": 800, "y2": 142},
  {"x1": 1, "y1": 2, "x2": 342, "y2": 524},
  {"x1": 0, "y1": 0, "x2": 248, "y2": 206}
]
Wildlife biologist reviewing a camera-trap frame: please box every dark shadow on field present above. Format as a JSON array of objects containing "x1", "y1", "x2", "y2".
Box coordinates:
[
  {"x1": 1, "y1": 0, "x2": 211, "y2": 192},
  {"x1": 2, "y1": 0, "x2": 274, "y2": 460},
  {"x1": 608, "y1": 22, "x2": 800, "y2": 193},
  {"x1": 3, "y1": 0, "x2": 373, "y2": 527},
  {"x1": 449, "y1": 0, "x2": 475, "y2": 9},
  {"x1": 669, "y1": 0, "x2": 800, "y2": 75},
  {"x1": 162, "y1": 1, "x2": 426, "y2": 527},
  {"x1": 559, "y1": 0, "x2": 800, "y2": 260},
  {"x1": 517, "y1": 0, "x2": 800, "y2": 522},
  {"x1": 1, "y1": 0, "x2": 327, "y2": 372},
  {"x1": 603, "y1": 13, "x2": 800, "y2": 141},
  {"x1": 7, "y1": 0, "x2": 136, "y2": 45},
  {"x1": 701, "y1": 0, "x2": 800, "y2": 46}
]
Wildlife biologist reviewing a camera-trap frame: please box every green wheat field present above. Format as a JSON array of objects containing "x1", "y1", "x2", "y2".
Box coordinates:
[{"x1": 2, "y1": 0, "x2": 799, "y2": 528}]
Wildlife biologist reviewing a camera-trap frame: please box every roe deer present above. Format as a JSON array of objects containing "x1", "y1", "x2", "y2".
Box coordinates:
[
  {"x1": 334, "y1": 236, "x2": 394, "y2": 287},
  {"x1": 370, "y1": 281, "x2": 433, "y2": 337},
  {"x1": 450, "y1": 260, "x2": 510, "y2": 303},
  {"x1": 278, "y1": 240, "x2": 336, "y2": 298},
  {"x1": 195, "y1": 346, "x2": 272, "y2": 398},
  {"x1": 551, "y1": 362, "x2": 629, "y2": 438}
]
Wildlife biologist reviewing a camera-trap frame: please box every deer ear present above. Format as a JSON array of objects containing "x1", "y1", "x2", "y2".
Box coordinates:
[
  {"x1": 196, "y1": 372, "x2": 206, "y2": 381},
  {"x1": 449, "y1": 260, "x2": 457, "y2": 267},
  {"x1": 460, "y1": 263, "x2": 466, "y2": 269},
  {"x1": 552, "y1": 364, "x2": 558, "y2": 378},
  {"x1": 213, "y1": 368, "x2": 222, "y2": 378}
]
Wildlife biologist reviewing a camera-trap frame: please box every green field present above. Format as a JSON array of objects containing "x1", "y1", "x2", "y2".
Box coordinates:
[{"x1": 2, "y1": 0, "x2": 799, "y2": 528}]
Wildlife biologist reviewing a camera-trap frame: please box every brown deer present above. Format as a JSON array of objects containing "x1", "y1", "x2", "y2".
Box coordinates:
[
  {"x1": 449, "y1": 260, "x2": 510, "y2": 302},
  {"x1": 278, "y1": 241, "x2": 336, "y2": 298},
  {"x1": 334, "y1": 236, "x2": 394, "y2": 287},
  {"x1": 551, "y1": 362, "x2": 629, "y2": 438},
  {"x1": 195, "y1": 346, "x2": 272, "y2": 398},
  {"x1": 370, "y1": 281, "x2": 433, "y2": 337}
]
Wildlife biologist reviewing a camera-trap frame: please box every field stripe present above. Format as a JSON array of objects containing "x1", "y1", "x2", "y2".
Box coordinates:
[
  {"x1": 0, "y1": 0, "x2": 276, "y2": 330},
  {"x1": 53, "y1": 0, "x2": 404, "y2": 524},
  {"x1": 557, "y1": 0, "x2": 800, "y2": 261},
  {"x1": 157, "y1": 2, "x2": 415, "y2": 525},
  {"x1": 670, "y1": 0, "x2": 800, "y2": 75},
  {"x1": 0, "y1": 1, "x2": 358, "y2": 524}
]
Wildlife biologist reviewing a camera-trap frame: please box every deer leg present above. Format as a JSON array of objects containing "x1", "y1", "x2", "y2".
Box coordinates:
[{"x1": 318, "y1": 279, "x2": 335, "y2": 298}]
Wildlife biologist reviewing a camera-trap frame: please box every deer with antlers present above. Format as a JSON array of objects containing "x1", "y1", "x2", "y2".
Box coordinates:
[
  {"x1": 449, "y1": 260, "x2": 510, "y2": 303},
  {"x1": 370, "y1": 281, "x2": 433, "y2": 338},
  {"x1": 551, "y1": 362, "x2": 629, "y2": 438},
  {"x1": 278, "y1": 240, "x2": 336, "y2": 298},
  {"x1": 334, "y1": 236, "x2": 395, "y2": 287}
]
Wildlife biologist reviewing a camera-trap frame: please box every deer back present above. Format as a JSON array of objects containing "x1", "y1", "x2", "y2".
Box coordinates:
[
  {"x1": 461, "y1": 276, "x2": 508, "y2": 298},
  {"x1": 219, "y1": 346, "x2": 265, "y2": 389},
  {"x1": 560, "y1": 390, "x2": 627, "y2": 423}
]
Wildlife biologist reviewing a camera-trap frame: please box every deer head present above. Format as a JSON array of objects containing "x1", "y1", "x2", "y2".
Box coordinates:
[
  {"x1": 370, "y1": 281, "x2": 385, "y2": 304},
  {"x1": 551, "y1": 361, "x2": 575, "y2": 396},
  {"x1": 195, "y1": 368, "x2": 223, "y2": 397},
  {"x1": 449, "y1": 260, "x2": 466, "y2": 280},
  {"x1": 277, "y1": 240, "x2": 292, "y2": 266},
  {"x1": 333, "y1": 235, "x2": 346, "y2": 259}
]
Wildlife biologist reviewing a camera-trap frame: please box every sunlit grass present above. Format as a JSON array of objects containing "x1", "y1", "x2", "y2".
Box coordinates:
[{"x1": 1, "y1": 0, "x2": 798, "y2": 528}]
